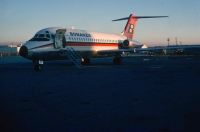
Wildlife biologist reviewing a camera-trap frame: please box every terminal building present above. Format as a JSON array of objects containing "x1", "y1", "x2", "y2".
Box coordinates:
[
  {"x1": 0, "y1": 44, "x2": 21, "y2": 57},
  {"x1": 136, "y1": 45, "x2": 200, "y2": 56}
]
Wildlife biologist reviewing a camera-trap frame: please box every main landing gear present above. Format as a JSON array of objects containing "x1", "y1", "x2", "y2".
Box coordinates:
[
  {"x1": 81, "y1": 57, "x2": 90, "y2": 65},
  {"x1": 31, "y1": 56, "x2": 121, "y2": 71},
  {"x1": 33, "y1": 60, "x2": 44, "y2": 71},
  {"x1": 113, "y1": 56, "x2": 122, "y2": 65}
]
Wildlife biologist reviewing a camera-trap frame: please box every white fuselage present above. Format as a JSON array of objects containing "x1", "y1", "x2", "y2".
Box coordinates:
[
  {"x1": 65, "y1": 29, "x2": 125, "y2": 51},
  {"x1": 20, "y1": 27, "x2": 140, "y2": 60}
]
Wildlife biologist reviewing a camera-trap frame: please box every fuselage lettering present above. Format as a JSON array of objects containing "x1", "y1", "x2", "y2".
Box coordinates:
[{"x1": 70, "y1": 32, "x2": 91, "y2": 37}]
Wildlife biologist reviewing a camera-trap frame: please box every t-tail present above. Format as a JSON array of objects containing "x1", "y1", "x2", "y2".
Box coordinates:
[{"x1": 112, "y1": 13, "x2": 168, "y2": 40}]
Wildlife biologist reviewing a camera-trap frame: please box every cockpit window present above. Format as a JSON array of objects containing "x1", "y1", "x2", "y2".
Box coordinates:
[
  {"x1": 29, "y1": 33, "x2": 51, "y2": 41},
  {"x1": 38, "y1": 34, "x2": 45, "y2": 38},
  {"x1": 51, "y1": 34, "x2": 55, "y2": 39},
  {"x1": 46, "y1": 34, "x2": 50, "y2": 39},
  {"x1": 34, "y1": 34, "x2": 39, "y2": 38},
  {"x1": 29, "y1": 37, "x2": 50, "y2": 41}
]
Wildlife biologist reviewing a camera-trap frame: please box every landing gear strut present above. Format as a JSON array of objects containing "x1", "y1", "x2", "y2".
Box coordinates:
[
  {"x1": 81, "y1": 57, "x2": 90, "y2": 65},
  {"x1": 33, "y1": 60, "x2": 44, "y2": 71},
  {"x1": 113, "y1": 56, "x2": 122, "y2": 65}
]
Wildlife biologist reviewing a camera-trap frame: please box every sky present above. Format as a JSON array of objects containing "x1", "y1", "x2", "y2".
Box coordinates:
[{"x1": 0, "y1": 0, "x2": 200, "y2": 46}]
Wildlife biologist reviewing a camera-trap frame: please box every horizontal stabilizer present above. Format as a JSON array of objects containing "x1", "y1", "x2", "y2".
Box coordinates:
[{"x1": 112, "y1": 16, "x2": 168, "y2": 21}]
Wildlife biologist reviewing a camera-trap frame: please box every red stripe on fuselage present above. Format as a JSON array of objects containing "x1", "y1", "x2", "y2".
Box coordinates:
[
  {"x1": 65, "y1": 42, "x2": 119, "y2": 47},
  {"x1": 30, "y1": 42, "x2": 119, "y2": 50}
]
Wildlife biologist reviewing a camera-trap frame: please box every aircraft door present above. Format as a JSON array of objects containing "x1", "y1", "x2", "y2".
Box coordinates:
[{"x1": 54, "y1": 29, "x2": 66, "y2": 49}]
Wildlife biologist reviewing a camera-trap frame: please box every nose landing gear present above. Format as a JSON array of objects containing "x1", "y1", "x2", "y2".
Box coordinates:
[{"x1": 33, "y1": 60, "x2": 44, "y2": 71}]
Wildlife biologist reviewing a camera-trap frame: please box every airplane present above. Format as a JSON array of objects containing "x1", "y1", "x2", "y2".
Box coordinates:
[{"x1": 19, "y1": 13, "x2": 168, "y2": 70}]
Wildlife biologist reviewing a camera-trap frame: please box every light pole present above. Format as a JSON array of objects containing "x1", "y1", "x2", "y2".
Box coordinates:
[{"x1": 167, "y1": 38, "x2": 170, "y2": 46}]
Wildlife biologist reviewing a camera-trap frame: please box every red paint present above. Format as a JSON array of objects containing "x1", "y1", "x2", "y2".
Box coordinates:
[
  {"x1": 31, "y1": 42, "x2": 119, "y2": 50},
  {"x1": 65, "y1": 42, "x2": 118, "y2": 47},
  {"x1": 123, "y1": 14, "x2": 138, "y2": 39}
]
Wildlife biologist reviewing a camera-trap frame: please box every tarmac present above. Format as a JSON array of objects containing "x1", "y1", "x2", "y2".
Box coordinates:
[{"x1": 0, "y1": 56, "x2": 200, "y2": 132}]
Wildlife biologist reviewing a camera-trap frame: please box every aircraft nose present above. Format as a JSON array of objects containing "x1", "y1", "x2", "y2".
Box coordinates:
[{"x1": 19, "y1": 46, "x2": 28, "y2": 57}]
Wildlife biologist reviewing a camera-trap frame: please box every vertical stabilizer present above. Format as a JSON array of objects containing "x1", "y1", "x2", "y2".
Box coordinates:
[
  {"x1": 122, "y1": 14, "x2": 137, "y2": 39},
  {"x1": 112, "y1": 13, "x2": 168, "y2": 40}
]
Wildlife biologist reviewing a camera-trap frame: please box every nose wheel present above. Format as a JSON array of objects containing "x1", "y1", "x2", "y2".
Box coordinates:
[{"x1": 33, "y1": 60, "x2": 44, "y2": 71}]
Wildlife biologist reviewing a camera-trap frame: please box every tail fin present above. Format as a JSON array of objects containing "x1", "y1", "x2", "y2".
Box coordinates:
[{"x1": 112, "y1": 13, "x2": 168, "y2": 40}]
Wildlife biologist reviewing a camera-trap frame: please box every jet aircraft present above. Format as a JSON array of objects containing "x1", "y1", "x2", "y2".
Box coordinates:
[{"x1": 19, "y1": 13, "x2": 168, "y2": 70}]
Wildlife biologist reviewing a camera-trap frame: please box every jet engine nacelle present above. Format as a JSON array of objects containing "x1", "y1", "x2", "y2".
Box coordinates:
[
  {"x1": 119, "y1": 39, "x2": 129, "y2": 49},
  {"x1": 119, "y1": 39, "x2": 142, "y2": 49}
]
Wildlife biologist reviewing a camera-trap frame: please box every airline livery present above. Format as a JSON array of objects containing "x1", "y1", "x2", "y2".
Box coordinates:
[{"x1": 19, "y1": 13, "x2": 168, "y2": 70}]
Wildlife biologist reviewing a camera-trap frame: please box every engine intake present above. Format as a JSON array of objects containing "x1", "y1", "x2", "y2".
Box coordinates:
[
  {"x1": 119, "y1": 40, "x2": 129, "y2": 49},
  {"x1": 19, "y1": 46, "x2": 28, "y2": 57}
]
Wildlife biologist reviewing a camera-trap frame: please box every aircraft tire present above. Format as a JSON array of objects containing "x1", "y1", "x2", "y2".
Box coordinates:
[
  {"x1": 34, "y1": 64, "x2": 42, "y2": 71},
  {"x1": 81, "y1": 58, "x2": 90, "y2": 65},
  {"x1": 33, "y1": 60, "x2": 43, "y2": 71},
  {"x1": 113, "y1": 56, "x2": 122, "y2": 65}
]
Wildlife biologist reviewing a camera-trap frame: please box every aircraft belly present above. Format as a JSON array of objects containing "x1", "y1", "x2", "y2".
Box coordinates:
[
  {"x1": 27, "y1": 45, "x2": 119, "y2": 61},
  {"x1": 27, "y1": 50, "x2": 65, "y2": 60}
]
